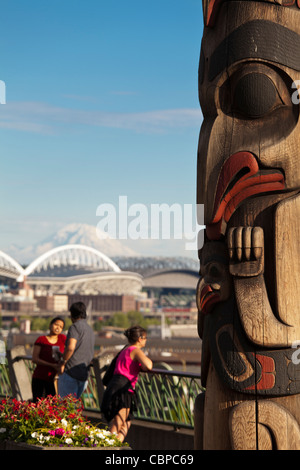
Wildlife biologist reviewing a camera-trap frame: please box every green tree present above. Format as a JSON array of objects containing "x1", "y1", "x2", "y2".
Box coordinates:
[
  {"x1": 64, "y1": 318, "x2": 72, "y2": 331},
  {"x1": 127, "y1": 311, "x2": 145, "y2": 327},
  {"x1": 93, "y1": 319, "x2": 105, "y2": 332},
  {"x1": 31, "y1": 317, "x2": 51, "y2": 332},
  {"x1": 107, "y1": 312, "x2": 130, "y2": 329}
]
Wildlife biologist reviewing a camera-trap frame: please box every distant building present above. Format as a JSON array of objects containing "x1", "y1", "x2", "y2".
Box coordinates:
[
  {"x1": 35, "y1": 295, "x2": 68, "y2": 312},
  {"x1": 147, "y1": 324, "x2": 172, "y2": 339},
  {"x1": 0, "y1": 245, "x2": 200, "y2": 320},
  {"x1": 67, "y1": 294, "x2": 136, "y2": 313},
  {"x1": 0, "y1": 294, "x2": 36, "y2": 313},
  {"x1": 136, "y1": 296, "x2": 154, "y2": 312}
]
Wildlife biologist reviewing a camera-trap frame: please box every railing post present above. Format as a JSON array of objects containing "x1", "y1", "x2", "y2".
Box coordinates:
[
  {"x1": 6, "y1": 346, "x2": 33, "y2": 401},
  {"x1": 92, "y1": 357, "x2": 105, "y2": 409}
]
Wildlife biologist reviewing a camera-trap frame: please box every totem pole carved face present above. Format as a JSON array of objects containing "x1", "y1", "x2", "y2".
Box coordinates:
[
  {"x1": 197, "y1": 241, "x2": 231, "y2": 315},
  {"x1": 198, "y1": 0, "x2": 300, "y2": 240},
  {"x1": 196, "y1": 0, "x2": 300, "y2": 452}
]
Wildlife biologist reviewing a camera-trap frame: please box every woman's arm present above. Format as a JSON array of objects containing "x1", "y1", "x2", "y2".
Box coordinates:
[
  {"x1": 32, "y1": 344, "x2": 55, "y2": 368},
  {"x1": 131, "y1": 348, "x2": 153, "y2": 371}
]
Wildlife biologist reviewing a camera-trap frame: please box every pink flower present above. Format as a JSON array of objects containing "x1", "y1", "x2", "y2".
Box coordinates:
[{"x1": 54, "y1": 428, "x2": 65, "y2": 437}]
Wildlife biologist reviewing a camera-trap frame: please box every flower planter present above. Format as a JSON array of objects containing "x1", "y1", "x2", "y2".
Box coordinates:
[
  {"x1": 0, "y1": 396, "x2": 129, "y2": 450},
  {"x1": 2, "y1": 440, "x2": 130, "y2": 450}
]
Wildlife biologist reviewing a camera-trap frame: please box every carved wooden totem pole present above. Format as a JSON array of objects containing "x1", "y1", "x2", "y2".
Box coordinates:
[{"x1": 195, "y1": 0, "x2": 300, "y2": 450}]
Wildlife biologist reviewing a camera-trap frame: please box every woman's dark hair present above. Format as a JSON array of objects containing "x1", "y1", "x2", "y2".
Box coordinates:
[
  {"x1": 124, "y1": 325, "x2": 147, "y2": 344},
  {"x1": 69, "y1": 301, "x2": 87, "y2": 320},
  {"x1": 50, "y1": 316, "x2": 65, "y2": 327}
]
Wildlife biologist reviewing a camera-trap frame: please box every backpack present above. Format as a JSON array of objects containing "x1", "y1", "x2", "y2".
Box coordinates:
[{"x1": 102, "y1": 347, "x2": 126, "y2": 386}]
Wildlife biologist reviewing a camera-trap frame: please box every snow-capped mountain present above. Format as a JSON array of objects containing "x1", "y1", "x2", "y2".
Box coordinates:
[{"x1": 6, "y1": 223, "x2": 138, "y2": 265}]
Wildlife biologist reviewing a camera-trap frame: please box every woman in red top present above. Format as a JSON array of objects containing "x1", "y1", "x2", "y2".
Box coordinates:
[{"x1": 31, "y1": 317, "x2": 66, "y2": 402}]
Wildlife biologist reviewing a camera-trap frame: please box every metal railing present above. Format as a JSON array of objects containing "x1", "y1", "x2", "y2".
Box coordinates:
[
  {"x1": 0, "y1": 356, "x2": 204, "y2": 429},
  {"x1": 135, "y1": 369, "x2": 203, "y2": 428},
  {"x1": 0, "y1": 361, "x2": 11, "y2": 397}
]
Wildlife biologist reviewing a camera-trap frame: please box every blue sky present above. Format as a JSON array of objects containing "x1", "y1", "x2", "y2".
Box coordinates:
[{"x1": 0, "y1": 1, "x2": 203, "y2": 259}]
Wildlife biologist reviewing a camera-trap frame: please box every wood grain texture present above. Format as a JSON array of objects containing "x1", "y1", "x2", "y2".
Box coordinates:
[
  {"x1": 230, "y1": 401, "x2": 300, "y2": 450},
  {"x1": 196, "y1": 0, "x2": 300, "y2": 450},
  {"x1": 275, "y1": 193, "x2": 300, "y2": 328}
]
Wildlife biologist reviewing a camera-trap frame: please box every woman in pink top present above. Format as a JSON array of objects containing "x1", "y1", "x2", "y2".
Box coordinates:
[{"x1": 101, "y1": 325, "x2": 152, "y2": 443}]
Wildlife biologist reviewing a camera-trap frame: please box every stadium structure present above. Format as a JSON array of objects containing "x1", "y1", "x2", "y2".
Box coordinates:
[
  {"x1": 0, "y1": 245, "x2": 199, "y2": 315},
  {"x1": 0, "y1": 245, "x2": 142, "y2": 296},
  {"x1": 114, "y1": 255, "x2": 199, "y2": 292}
]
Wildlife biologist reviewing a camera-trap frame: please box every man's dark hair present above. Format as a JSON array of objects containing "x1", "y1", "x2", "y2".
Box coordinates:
[{"x1": 69, "y1": 301, "x2": 87, "y2": 320}]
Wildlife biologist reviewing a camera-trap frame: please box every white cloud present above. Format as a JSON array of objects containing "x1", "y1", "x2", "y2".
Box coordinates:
[{"x1": 0, "y1": 101, "x2": 202, "y2": 135}]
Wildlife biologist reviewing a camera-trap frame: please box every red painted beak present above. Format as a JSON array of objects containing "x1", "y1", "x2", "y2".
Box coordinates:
[{"x1": 206, "y1": 152, "x2": 285, "y2": 240}]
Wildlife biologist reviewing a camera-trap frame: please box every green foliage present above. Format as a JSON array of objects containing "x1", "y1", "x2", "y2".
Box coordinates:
[
  {"x1": 104, "y1": 311, "x2": 160, "y2": 329},
  {"x1": 64, "y1": 318, "x2": 72, "y2": 330},
  {"x1": 25, "y1": 312, "x2": 159, "y2": 333},
  {"x1": 106, "y1": 312, "x2": 130, "y2": 329},
  {"x1": 93, "y1": 319, "x2": 105, "y2": 332}
]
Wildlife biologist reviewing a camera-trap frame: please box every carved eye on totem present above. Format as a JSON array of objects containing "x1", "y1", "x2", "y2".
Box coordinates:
[
  {"x1": 219, "y1": 63, "x2": 296, "y2": 120},
  {"x1": 200, "y1": 259, "x2": 230, "y2": 288},
  {"x1": 232, "y1": 73, "x2": 281, "y2": 118},
  {"x1": 202, "y1": 262, "x2": 222, "y2": 280}
]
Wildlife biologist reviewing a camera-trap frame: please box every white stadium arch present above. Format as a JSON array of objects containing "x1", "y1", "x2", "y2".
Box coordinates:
[
  {"x1": 24, "y1": 244, "x2": 121, "y2": 276},
  {"x1": 0, "y1": 246, "x2": 199, "y2": 297},
  {"x1": 0, "y1": 245, "x2": 143, "y2": 295},
  {"x1": 0, "y1": 250, "x2": 25, "y2": 281}
]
